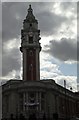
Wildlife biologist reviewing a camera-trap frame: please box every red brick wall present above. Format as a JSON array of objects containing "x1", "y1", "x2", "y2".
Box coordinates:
[{"x1": 27, "y1": 49, "x2": 36, "y2": 81}]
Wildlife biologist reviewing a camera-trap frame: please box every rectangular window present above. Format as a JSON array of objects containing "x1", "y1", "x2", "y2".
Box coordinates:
[{"x1": 29, "y1": 37, "x2": 33, "y2": 44}]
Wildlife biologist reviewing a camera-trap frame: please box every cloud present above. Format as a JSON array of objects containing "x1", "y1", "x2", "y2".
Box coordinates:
[
  {"x1": 60, "y1": 2, "x2": 77, "y2": 13},
  {"x1": 2, "y1": 1, "x2": 77, "y2": 93},
  {"x1": 37, "y1": 10, "x2": 67, "y2": 36},
  {"x1": 40, "y1": 61, "x2": 62, "y2": 79},
  {"x1": 2, "y1": 47, "x2": 21, "y2": 76},
  {"x1": 54, "y1": 75, "x2": 77, "y2": 92},
  {"x1": 2, "y1": 2, "x2": 25, "y2": 42},
  {"x1": 40, "y1": 52, "x2": 77, "y2": 92},
  {"x1": 2, "y1": 2, "x2": 68, "y2": 42},
  {"x1": 1, "y1": 0, "x2": 78, "y2": 2},
  {"x1": 44, "y1": 37, "x2": 77, "y2": 62},
  {"x1": 40, "y1": 51, "x2": 62, "y2": 78},
  {"x1": 0, "y1": 2, "x2": 2, "y2": 78},
  {"x1": 2, "y1": 2, "x2": 76, "y2": 44},
  {"x1": 2, "y1": 2, "x2": 67, "y2": 77}
]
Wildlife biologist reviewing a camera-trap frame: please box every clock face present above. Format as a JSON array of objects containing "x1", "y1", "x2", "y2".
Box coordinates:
[{"x1": 29, "y1": 32, "x2": 33, "y2": 37}]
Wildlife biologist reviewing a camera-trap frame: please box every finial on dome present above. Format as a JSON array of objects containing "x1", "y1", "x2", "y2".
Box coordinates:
[
  {"x1": 28, "y1": 4, "x2": 33, "y2": 13},
  {"x1": 29, "y1": 4, "x2": 31, "y2": 9}
]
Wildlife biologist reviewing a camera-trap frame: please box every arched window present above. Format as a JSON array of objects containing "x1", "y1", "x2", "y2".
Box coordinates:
[{"x1": 30, "y1": 23, "x2": 32, "y2": 27}]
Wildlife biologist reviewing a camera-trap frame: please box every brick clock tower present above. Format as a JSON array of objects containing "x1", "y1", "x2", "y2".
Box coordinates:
[{"x1": 20, "y1": 5, "x2": 41, "y2": 81}]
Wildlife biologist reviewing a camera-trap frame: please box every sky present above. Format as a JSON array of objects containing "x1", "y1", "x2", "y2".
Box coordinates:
[{"x1": 0, "y1": 1, "x2": 79, "y2": 92}]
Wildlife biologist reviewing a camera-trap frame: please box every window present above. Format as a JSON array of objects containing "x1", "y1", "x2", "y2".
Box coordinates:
[
  {"x1": 29, "y1": 92, "x2": 35, "y2": 103},
  {"x1": 29, "y1": 50, "x2": 33, "y2": 56},
  {"x1": 30, "y1": 23, "x2": 32, "y2": 27},
  {"x1": 29, "y1": 64, "x2": 33, "y2": 71},
  {"x1": 29, "y1": 36, "x2": 33, "y2": 44},
  {"x1": 41, "y1": 93, "x2": 45, "y2": 99},
  {"x1": 41, "y1": 100, "x2": 45, "y2": 110}
]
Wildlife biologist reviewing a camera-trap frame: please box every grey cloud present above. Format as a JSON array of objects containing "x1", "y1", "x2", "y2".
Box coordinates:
[
  {"x1": 37, "y1": 11, "x2": 67, "y2": 36},
  {"x1": 2, "y1": 48, "x2": 21, "y2": 76},
  {"x1": 1, "y1": 0, "x2": 78, "y2": 2},
  {"x1": 44, "y1": 38, "x2": 77, "y2": 61},
  {"x1": 56, "y1": 77, "x2": 77, "y2": 91},
  {"x1": 2, "y1": 2, "x2": 76, "y2": 77},
  {"x1": 60, "y1": 2, "x2": 76, "y2": 12},
  {"x1": 2, "y1": 2, "x2": 25, "y2": 42},
  {"x1": 0, "y1": 2, "x2": 2, "y2": 78},
  {"x1": 77, "y1": 38, "x2": 79, "y2": 82},
  {"x1": 2, "y1": 2, "x2": 68, "y2": 42}
]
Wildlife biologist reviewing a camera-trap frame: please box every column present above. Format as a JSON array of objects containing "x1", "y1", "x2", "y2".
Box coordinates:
[
  {"x1": 36, "y1": 92, "x2": 38, "y2": 111},
  {"x1": 23, "y1": 92, "x2": 28, "y2": 115},
  {"x1": 36, "y1": 49, "x2": 40, "y2": 81},
  {"x1": 23, "y1": 49, "x2": 27, "y2": 81},
  {"x1": 26, "y1": 92, "x2": 28, "y2": 111},
  {"x1": 23, "y1": 93, "x2": 26, "y2": 112},
  {"x1": 39, "y1": 92, "x2": 41, "y2": 111}
]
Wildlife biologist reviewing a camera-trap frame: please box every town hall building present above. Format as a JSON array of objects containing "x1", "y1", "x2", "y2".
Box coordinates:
[{"x1": 2, "y1": 5, "x2": 79, "y2": 120}]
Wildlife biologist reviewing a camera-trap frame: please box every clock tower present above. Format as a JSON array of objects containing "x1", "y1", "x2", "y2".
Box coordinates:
[{"x1": 20, "y1": 5, "x2": 41, "y2": 81}]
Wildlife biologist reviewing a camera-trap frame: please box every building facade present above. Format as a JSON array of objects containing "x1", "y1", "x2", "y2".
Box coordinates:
[
  {"x1": 2, "y1": 5, "x2": 79, "y2": 120},
  {"x1": 2, "y1": 79, "x2": 79, "y2": 119}
]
